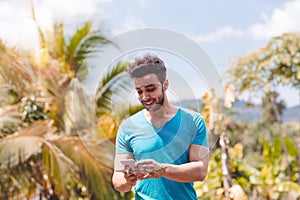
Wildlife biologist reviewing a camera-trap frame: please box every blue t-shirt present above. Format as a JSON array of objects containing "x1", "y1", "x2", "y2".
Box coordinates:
[{"x1": 116, "y1": 108, "x2": 208, "y2": 200}]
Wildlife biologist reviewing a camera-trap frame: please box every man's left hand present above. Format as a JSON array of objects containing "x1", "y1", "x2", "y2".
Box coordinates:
[{"x1": 135, "y1": 159, "x2": 166, "y2": 179}]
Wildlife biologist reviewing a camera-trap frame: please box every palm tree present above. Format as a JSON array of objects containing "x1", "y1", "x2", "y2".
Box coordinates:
[
  {"x1": 0, "y1": 13, "x2": 133, "y2": 199},
  {"x1": 95, "y1": 60, "x2": 143, "y2": 141}
]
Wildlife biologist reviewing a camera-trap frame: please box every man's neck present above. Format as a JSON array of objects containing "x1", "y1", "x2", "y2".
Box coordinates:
[{"x1": 144, "y1": 101, "x2": 178, "y2": 125}]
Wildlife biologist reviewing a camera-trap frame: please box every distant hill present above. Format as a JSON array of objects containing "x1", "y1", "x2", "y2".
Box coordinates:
[
  {"x1": 232, "y1": 102, "x2": 300, "y2": 122},
  {"x1": 231, "y1": 102, "x2": 262, "y2": 122},
  {"x1": 283, "y1": 105, "x2": 300, "y2": 122},
  {"x1": 177, "y1": 99, "x2": 300, "y2": 123}
]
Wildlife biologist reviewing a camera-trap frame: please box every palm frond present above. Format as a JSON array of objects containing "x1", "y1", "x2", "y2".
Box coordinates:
[
  {"x1": 31, "y1": 4, "x2": 46, "y2": 49},
  {"x1": 0, "y1": 104, "x2": 22, "y2": 137},
  {"x1": 0, "y1": 154, "x2": 43, "y2": 199},
  {"x1": 53, "y1": 137, "x2": 123, "y2": 199},
  {"x1": 0, "y1": 41, "x2": 35, "y2": 97},
  {"x1": 98, "y1": 61, "x2": 128, "y2": 90},
  {"x1": 96, "y1": 61, "x2": 133, "y2": 115},
  {"x1": 75, "y1": 35, "x2": 112, "y2": 81},
  {"x1": 0, "y1": 120, "x2": 55, "y2": 168},
  {"x1": 0, "y1": 120, "x2": 82, "y2": 197},
  {"x1": 75, "y1": 35, "x2": 111, "y2": 67},
  {"x1": 51, "y1": 22, "x2": 66, "y2": 60},
  {"x1": 66, "y1": 22, "x2": 93, "y2": 70}
]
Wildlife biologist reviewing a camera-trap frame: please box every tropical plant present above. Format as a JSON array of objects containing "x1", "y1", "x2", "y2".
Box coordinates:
[
  {"x1": 249, "y1": 135, "x2": 300, "y2": 199},
  {"x1": 200, "y1": 84, "x2": 246, "y2": 199},
  {"x1": 95, "y1": 60, "x2": 143, "y2": 140},
  {"x1": 31, "y1": 5, "x2": 111, "y2": 82},
  {"x1": 261, "y1": 91, "x2": 286, "y2": 123},
  {"x1": 227, "y1": 33, "x2": 300, "y2": 95},
  {"x1": 0, "y1": 14, "x2": 133, "y2": 199},
  {"x1": 195, "y1": 134, "x2": 300, "y2": 200},
  {"x1": 195, "y1": 143, "x2": 249, "y2": 200},
  {"x1": 226, "y1": 32, "x2": 300, "y2": 187}
]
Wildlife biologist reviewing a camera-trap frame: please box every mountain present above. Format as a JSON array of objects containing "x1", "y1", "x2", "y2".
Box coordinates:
[
  {"x1": 231, "y1": 102, "x2": 262, "y2": 122},
  {"x1": 177, "y1": 99, "x2": 300, "y2": 123},
  {"x1": 283, "y1": 105, "x2": 300, "y2": 122}
]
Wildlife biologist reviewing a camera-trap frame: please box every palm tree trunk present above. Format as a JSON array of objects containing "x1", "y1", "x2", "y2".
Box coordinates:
[
  {"x1": 220, "y1": 131, "x2": 233, "y2": 199},
  {"x1": 269, "y1": 93, "x2": 291, "y2": 178}
]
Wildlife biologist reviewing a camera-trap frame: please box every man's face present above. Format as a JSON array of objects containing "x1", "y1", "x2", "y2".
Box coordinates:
[{"x1": 134, "y1": 73, "x2": 165, "y2": 112}]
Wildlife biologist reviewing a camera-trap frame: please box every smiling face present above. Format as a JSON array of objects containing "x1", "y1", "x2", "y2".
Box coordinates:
[{"x1": 134, "y1": 73, "x2": 167, "y2": 112}]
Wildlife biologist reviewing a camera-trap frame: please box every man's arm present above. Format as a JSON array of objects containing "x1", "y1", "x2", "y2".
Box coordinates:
[
  {"x1": 136, "y1": 144, "x2": 209, "y2": 182},
  {"x1": 163, "y1": 144, "x2": 209, "y2": 182},
  {"x1": 112, "y1": 153, "x2": 137, "y2": 192}
]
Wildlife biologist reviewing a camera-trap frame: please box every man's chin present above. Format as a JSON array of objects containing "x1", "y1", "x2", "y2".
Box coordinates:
[{"x1": 146, "y1": 104, "x2": 162, "y2": 112}]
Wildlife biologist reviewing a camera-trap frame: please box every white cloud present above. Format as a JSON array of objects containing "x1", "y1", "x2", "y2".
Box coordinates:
[
  {"x1": 249, "y1": 0, "x2": 300, "y2": 40},
  {"x1": 136, "y1": 0, "x2": 149, "y2": 7},
  {"x1": 111, "y1": 16, "x2": 146, "y2": 35},
  {"x1": 96, "y1": 0, "x2": 113, "y2": 2},
  {"x1": 0, "y1": 0, "x2": 102, "y2": 48},
  {"x1": 0, "y1": 1, "x2": 13, "y2": 17},
  {"x1": 190, "y1": 26, "x2": 244, "y2": 43},
  {"x1": 41, "y1": 0, "x2": 99, "y2": 18},
  {"x1": 0, "y1": 1, "x2": 39, "y2": 47}
]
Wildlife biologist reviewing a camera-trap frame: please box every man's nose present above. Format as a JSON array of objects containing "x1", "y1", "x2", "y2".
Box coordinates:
[{"x1": 141, "y1": 92, "x2": 149, "y2": 100}]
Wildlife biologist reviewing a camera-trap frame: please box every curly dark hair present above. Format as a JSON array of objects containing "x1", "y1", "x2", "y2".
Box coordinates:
[{"x1": 127, "y1": 54, "x2": 167, "y2": 83}]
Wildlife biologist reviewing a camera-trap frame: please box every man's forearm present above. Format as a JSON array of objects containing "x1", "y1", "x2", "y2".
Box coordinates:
[{"x1": 162, "y1": 161, "x2": 207, "y2": 182}]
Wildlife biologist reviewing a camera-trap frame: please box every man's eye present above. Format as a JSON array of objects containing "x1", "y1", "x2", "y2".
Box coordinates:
[
  {"x1": 137, "y1": 90, "x2": 143, "y2": 94},
  {"x1": 146, "y1": 87, "x2": 156, "y2": 92}
]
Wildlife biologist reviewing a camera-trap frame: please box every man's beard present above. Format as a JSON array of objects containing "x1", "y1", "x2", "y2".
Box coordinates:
[
  {"x1": 142, "y1": 89, "x2": 165, "y2": 112},
  {"x1": 150, "y1": 92, "x2": 164, "y2": 112}
]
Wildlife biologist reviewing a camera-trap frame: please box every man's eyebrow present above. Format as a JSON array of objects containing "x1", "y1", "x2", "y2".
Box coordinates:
[
  {"x1": 135, "y1": 84, "x2": 156, "y2": 90},
  {"x1": 145, "y1": 84, "x2": 156, "y2": 88}
]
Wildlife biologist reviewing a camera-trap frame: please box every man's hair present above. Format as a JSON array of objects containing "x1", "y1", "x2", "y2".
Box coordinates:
[{"x1": 127, "y1": 54, "x2": 167, "y2": 83}]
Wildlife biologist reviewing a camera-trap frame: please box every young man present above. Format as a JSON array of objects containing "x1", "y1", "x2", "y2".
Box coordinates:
[{"x1": 112, "y1": 54, "x2": 209, "y2": 200}]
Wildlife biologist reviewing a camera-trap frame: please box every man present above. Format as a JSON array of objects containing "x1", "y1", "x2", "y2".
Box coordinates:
[{"x1": 112, "y1": 54, "x2": 209, "y2": 200}]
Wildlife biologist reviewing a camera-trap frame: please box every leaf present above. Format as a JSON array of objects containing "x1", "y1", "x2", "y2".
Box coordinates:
[
  {"x1": 227, "y1": 33, "x2": 300, "y2": 97},
  {"x1": 18, "y1": 120, "x2": 56, "y2": 136},
  {"x1": 272, "y1": 134, "x2": 282, "y2": 161},
  {"x1": 52, "y1": 137, "x2": 121, "y2": 199},
  {"x1": 96, "y1": 61, "x2": 134, "y2": 116},
  {"x1": 284, "y1": 136, "x2": 298, "y2": 157},
  {"x1": 272, "y1": 181, "x2": 300, "y2": 195},
  {"x1": 262, "y1": 137, "x2": 271, "y2": 163}
]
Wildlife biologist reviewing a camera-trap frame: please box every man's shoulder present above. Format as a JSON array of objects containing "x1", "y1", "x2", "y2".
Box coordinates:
[
  {"x1": 120, "y1": 110, "x2": 144, "y2": 127},
  {"x1": 180, "y1": 107, "x2": 201, "y2": 117},
  {"x1": 180, "y1": 107, "x2": 204, "y2": 122}
]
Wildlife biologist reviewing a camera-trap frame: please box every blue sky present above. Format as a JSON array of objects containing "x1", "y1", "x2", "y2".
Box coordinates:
[{"x1": 0, "y1": 0, "x2": 299, "y2": 106}]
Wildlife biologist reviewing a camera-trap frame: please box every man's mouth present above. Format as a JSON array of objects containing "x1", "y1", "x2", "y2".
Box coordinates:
[{"x1": 142, "y1": 99, "x2": 155, "y2": 108}]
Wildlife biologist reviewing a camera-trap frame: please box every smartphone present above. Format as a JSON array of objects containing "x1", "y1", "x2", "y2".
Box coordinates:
[
  {"x1": 120, "y1": 159, "x2": 136, "y2": 168},
  {"x1": 115, "y1": 159, "x2": 136, "y2": 173}
]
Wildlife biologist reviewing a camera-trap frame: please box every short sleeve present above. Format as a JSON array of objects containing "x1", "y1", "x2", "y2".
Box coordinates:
[
  {"x1": 192, "y1": 114, "x2": 209, "y2": 147},
  {"x1": 115, "y1": 125, "x2": 133, "y2": 153}
]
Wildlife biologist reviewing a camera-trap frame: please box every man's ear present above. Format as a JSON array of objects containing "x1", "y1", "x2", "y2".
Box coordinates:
[{"x1": 163, "y1": 80, "x2": 169, "y2": 90}]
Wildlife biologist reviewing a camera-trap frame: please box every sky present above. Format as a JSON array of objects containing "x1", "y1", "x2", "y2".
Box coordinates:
[{"x1": 0, "y1": 0, "x2": 299, "y2": 107}]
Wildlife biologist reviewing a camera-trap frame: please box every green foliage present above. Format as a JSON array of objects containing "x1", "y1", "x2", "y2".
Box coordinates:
[
  {"x1": 0, "y1": 154, "x2": 48, "y2": 199},
  {"x1": 0, "y1": 122, "x2": 19, "y2": 136},
  {"x1": 195, "y1": 146, "x2": 249, "y2": 200},
  {"x1": 227, "y1": 33, "x2": 300, "y2": 94},
  {"x1": 19, "y1": 97, "x2": 49, "y2": 126},
  {"x1": 284, "y1": 136, "x2": 298, "y2": 157},
  {"x1": 0, "y1": 11, "x2": 126, "y2": 199},
  {"x1": 96, "y1": 61, "x2": 131, "y2": 116},
  {"x1": 196, "y1": 123, "x2": 300, "y2": 200},
  {"x1": 261, "y1": 91, "x2": 286, "y2": 123}
]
